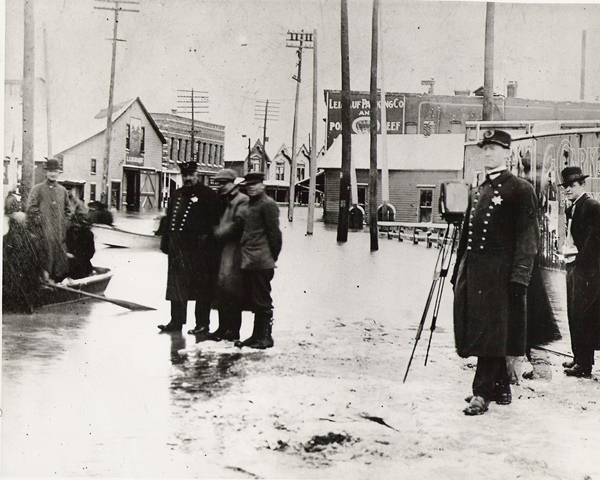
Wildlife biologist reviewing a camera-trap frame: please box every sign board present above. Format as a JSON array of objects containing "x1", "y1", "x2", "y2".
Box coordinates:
[{"x1": 325, "y1": 91, "x2": 405, "y2": 148}]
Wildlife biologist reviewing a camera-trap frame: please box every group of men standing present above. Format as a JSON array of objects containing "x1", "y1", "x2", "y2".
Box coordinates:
[
  {"x1": 157, "y1": 162, "x2": 282, "y2": 350},
  {"x1": 452, "y1": 129, "x2": 600, "y2": 416}
]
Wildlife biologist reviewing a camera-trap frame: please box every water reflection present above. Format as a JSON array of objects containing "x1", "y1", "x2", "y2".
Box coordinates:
[{"x1": 168, "y1": 332, "x2": 245, "y2": 401}]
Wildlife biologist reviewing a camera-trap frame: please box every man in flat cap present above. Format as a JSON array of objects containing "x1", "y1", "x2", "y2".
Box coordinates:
[
  {"x1": 158, "y1": 162, "x2": 221, "y2": 334},
  {"x1": 559, "y1": 166, "x2": 600, "y2": 378},
  {"x1": 452, "y1": 129, "x2": 539, "y2": 415},
  {"x1": 205, "y1": 168, "x2": 249, "y2": 342},
  {"x1": 26, "y1": 158, "x2": 71, "y2": 281},
  {"x1": 235, "y1": 171, "x2": 282, "y2": 349}
]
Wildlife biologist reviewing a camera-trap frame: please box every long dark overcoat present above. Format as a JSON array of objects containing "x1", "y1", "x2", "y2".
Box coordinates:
[
  {"x1": 566, "y1": 193, "x2": 600, "y2": 350},
  {"x1": 161, "y1": 183, "x2": 220, "y2": 302},
  {"x1": 214, "y1": 190, "x2": 249, "y2": 310},
  {"x1": 26, "y1": 180, "x2": 70, "y2": 280},
  {"x1": 453, "y1": 170, "x2": 539, "y2": 358}
]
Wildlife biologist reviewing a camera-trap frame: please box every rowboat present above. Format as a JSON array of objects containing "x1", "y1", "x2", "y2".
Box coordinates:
[
  {"x1": 3, "y1": 267, "x2": 113, "y2": 313},
  {"x1": 92, "y1": 223, "x2": 161, "y2": 249}
]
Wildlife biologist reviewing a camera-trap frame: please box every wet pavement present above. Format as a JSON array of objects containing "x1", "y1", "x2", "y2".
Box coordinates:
[{"x1": 2, "y1": 206, "x2": 574, "y2": 477}]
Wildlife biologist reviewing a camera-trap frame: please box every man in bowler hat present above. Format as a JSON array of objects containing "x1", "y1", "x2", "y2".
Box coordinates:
[
  {"x1": 158, "y1": 162, "x2": 221, "y2": 335},
  {"x1": 26, "y1": 158, "x2": 71, "y2": 281},
  {"x1": 452, "y1": 129, "x2": 539, "y2": 415},
  {"x1": 235, "y1": 171, "x2": 282, "y2": 349},
  {"x1": 559, "y1": 166, "x2": 600, "y2": 378}
]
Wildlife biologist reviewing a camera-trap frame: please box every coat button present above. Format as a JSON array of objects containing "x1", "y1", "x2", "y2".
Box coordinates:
[
  {"x1": 489, "y1": 206, "x2": 493, "y2": 209},
  {"x1": 484, "y1": 220, "x2": 489, "y2": 224},
  {"x1": 467, "y1": 246, "x2": 472, "y2": 250},
  {"x1": 480, "y1": 245, "x2": 484, "y2": 249},
  {"x1": 486, "y1": 213, "x2": 491, "y2": 217},
  {"x1": 483, "y1": 229, "x2": 487, "y2": 233},
  {"x1": 498, "y1": 184, "x2": 502, "y2": 187},
  {"x1": 468, "y1": 238, "x2": 473, "y2": 242},
  {"x1": 482, "y1": 237, "x2": 486, "y2": 241}
]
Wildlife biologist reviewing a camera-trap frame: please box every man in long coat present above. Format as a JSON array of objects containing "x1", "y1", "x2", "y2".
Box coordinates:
[
  {"x1": 206, "y1": 168, "x2": 249, "y2": 342},
  {"x1": 452, "y1": 130, "x2": 539, "y2": 416},
  {"x1": 559, "y1": 166, "x2": 600, "y2": 378},
  {"x1": 26, "y1": 158, "x2": 71, "y2": 281},
  {"x1": 158, "y1": 162, "x2": 220, "y2": 334}
]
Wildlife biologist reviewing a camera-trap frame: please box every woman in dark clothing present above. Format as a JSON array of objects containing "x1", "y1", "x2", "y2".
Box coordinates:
[{"x1": 65, "y1": 209, "x2": 96, "y2": 279}]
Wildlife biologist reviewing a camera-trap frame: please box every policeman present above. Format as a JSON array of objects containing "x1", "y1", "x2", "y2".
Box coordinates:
[
  {"x1": 158, "y1": 161, "x2": 221, "y2": 335},
  {"x1": 452, "y1": 129, "x2": 539, "y2": 416}
]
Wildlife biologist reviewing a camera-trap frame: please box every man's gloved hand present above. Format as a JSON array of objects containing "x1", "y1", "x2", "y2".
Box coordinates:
[{"x1": 509, "y1": 282, "x2": 527, "y2": 297}]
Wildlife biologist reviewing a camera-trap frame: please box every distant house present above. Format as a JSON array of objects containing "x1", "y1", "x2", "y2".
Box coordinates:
[
  {"x1": 54, "y1": 97, "x2": 166, "y2": 211},
  {"x1": 318, "y1": 134, "x2": 465, "y2": 224},
  {"x1": 151, "y1": 112, "x2": 225, "y2": 208}
]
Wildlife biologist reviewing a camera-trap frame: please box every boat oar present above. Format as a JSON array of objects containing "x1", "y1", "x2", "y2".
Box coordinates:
[{"x1": 46, "y1": 283, "x2": 156, "y2": 311}]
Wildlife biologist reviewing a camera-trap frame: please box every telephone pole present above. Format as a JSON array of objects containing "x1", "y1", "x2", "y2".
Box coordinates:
[
  {"x1": 94, "y1": 0, "x2": 139, "y2": 206},
  {"x1": 286, "y1": 30, "x2": 314, "y2": 222},
  {"x1": 338, "y1": 0, "x2": 352, "y2": 243},
  {"x1": 21, "y1": 0, "x2": 35, "y2": 205},
  {"x1": 369, "y1": 0, "x2": 379, "y2": 252},
  {"x1": 307, "y1": 29, "x2": 319, "y2": 235},
  {"x1": 483, "y1": 2, "x2": 494, "y2": 121},
  {"x1": 254, "y1": 100, "x2": 279, "y2": 173},
  {"x1": 177, "y1": 88, "x2": 209, "y2": 162}
]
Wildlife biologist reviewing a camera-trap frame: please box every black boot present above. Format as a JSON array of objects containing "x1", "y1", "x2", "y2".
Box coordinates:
[
  {"x1": 158, "y1": 322, "x2": 182, "y2": 333},
  {"x1": 222, "y1": 311, "x2": 242, "y2": 341},
  {"x1": 206, "y1": 310, "x2": 231, "y2": 342},
  {"x1": 234, "y1": 313, "x2": 261, "y2": 348},
  {"x1": 235, "y1": 311, "x2": 274, "y2": 350}
]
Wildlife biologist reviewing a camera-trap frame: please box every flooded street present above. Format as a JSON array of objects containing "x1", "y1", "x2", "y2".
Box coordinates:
[{"x1": 3, "y1": 207, "x2": 598, "y2": 479}]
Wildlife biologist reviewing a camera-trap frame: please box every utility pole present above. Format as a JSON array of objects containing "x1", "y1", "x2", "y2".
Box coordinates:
[
  {"x1": 94, "y1": 0, "x2": 139, "y2": 206},
  {"x1": 242, "y1": 135, "x2": 252, "y2": 173},
  {"x1": 177, "y1": 88, "x2": 209, "y2": 162},
  {"x1": 254, "y1": 99, "x2": 279, "y2": 173},
  {"x1": 580, "y1": 30, "x2": 586, "y2": 101},
  {"x1": 483, "y1": 2, "x2": 494, "y2": 121},
  {"x1": 369, "y1": 0, "x2": 379, "y2": 252},
  {"x1": 43, "y1": 26, "x2": 53, "y2": 159},
  {"x1": 286, "y1": 30, "x2": 314, "y2": 222},
  {"x1": 338, "y1": 0, "x2": 352, "y2": 243},
  {"x1": 21, "y1": 0, "x2": 35, "y2": 205},
  {"x1": 307, "y1": 29, "x2": 318, "y2": 235}
]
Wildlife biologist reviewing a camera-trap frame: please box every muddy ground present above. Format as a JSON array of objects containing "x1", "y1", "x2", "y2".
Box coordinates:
[{"x1": 2, "y1": 208, "x2": 599, "y2": 479}]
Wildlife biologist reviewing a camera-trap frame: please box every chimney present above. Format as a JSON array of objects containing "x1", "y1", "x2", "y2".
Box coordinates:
[
  {"x1": 454, "y1": 88, "x2": 471, "y2": 96},
  {"x1": 507, "y1": 81, "x2": 518, "y2": 98},
  {"x1": 421, "y1": 78, "x2": 435, "y2": 94}
]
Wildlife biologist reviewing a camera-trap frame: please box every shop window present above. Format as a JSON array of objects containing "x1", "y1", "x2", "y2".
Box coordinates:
[
  {"x1": 405, "y1": 122, "x2": 417, "y2": 134},
  {"x1": 418, "y1": 188, "x2": 433, "y2": 223},
  {"x1": 91, "y1": 158, "x2": 97, "y2": 174},
  {"x1": 450, "y1": 121, "x2": 462, "y2": 134}
]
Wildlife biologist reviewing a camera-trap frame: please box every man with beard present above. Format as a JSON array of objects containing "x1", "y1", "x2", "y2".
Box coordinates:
[
  {"x1": 452, "y1": 130, "x2": 539, "y2": 416},
  {"x1": 205, "y1": 168, "x2": 249, "y2": 342},
  {"x1": 559, "y1": 166, "x2": 600, "y2": 378},
  {"x1": 26, "y1": 158, "x2": 71, "y2": 282},
  {"x1": 158, "y1": 162, "x2": 220, "y2": 335}
]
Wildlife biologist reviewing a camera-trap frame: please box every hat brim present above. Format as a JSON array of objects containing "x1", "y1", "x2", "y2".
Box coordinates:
[
  {"x1": 477, "y1": 139, "x2": 510, "y2": 149},
  {"x1": 560, "y1": 175, "x2": 589, "y2": 187}
]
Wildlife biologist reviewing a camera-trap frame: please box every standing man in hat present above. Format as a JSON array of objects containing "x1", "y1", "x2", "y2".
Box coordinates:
[
  {"x1": 158, "y1": 162, "x2": 221, "y2": 335},
  {"x1": 205, "y1": 168, "x2": 249, "y2": 342},
  {"x1": 26, "y1": 158, "x2": 71, "y2": 281},
  {"x1": 235, "y1": 171, "x2": 282, "y2": 349},
  {"x1": 559, "y1": 166, "x2": 600, "y2": 378},
  {"x1": 452, "y1": 129, "x2": 539, "y2": 415}
]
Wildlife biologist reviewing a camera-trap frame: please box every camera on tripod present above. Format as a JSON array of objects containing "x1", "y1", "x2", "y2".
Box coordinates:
[
  {"x1": 403, "y1": 180, "x2": 470, "y2": 382},
  {"x1": 439, "y1": 180, "x2": 470, "y2": 225}
]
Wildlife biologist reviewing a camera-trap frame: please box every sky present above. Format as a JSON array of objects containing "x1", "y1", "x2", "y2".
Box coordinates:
[{"x1": 4, "y1": 0, "x2": 600, "y2": 160}]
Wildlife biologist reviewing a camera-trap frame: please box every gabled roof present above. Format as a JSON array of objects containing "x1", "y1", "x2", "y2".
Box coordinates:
[
  {"x1": 55, "y1": 97, "x2": 166, "y2": 155},
  {"x1": 318, "y1": 134, "x2": 465, "y2": 171}
]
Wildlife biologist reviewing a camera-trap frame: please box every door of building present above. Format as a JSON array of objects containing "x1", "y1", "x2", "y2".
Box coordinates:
[
  {"x1": 110, "y1": 181, "x2": 121, "y2": 210},
  {"x1": 124, "y1": 169, "x2": 140, "y2": 212}
]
